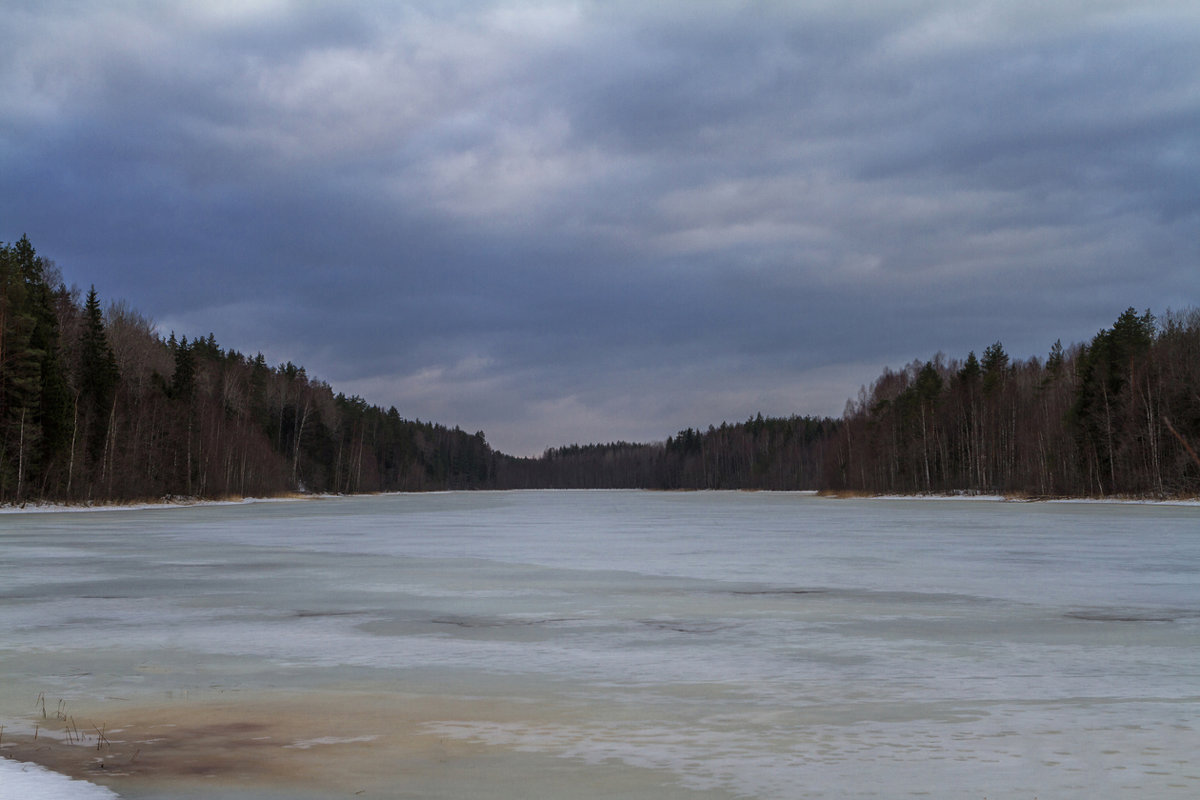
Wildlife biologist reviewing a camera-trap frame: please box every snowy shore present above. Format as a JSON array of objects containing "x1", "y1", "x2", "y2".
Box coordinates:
[
  {"x1": 0, "y1": 757, "x2": 118, "y2": 800},
  {"x1": 868, "y1": 492, "x2": 1200, "y2": 506},
  {"x1": 3, "y1": 489, "x2": 1198, "y2": 515},
  {"x1": 0, "y1": 494, "x2": 327, "y2": 514}
]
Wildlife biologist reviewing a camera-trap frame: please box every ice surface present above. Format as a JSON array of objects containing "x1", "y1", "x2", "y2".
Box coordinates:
[{"x1": 1, "y1": 491, "x2": 1198, "y2": 799}]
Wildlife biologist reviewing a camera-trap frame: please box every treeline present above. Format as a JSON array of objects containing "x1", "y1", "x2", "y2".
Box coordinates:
[
  {"x1": 824, "y1": 307, "x2": 1200, "y2": 497},
  {"x1": 499, "y1": 307, "x2": 1200, "y2": 498},
  {"x1": 496, "y1": 415, "x2": 837, "y2": 490},
  {"x1": 3, "y1": 235, "x2": 1197, "y2": 503},
  {"x1": 0, "y1": 236, "x2": 497, "y2": 504}
]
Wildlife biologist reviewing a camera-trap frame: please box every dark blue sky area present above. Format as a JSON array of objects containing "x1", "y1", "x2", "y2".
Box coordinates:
[{"x1": 4, "y1": 1, "x2": 1197, "y2": 454}]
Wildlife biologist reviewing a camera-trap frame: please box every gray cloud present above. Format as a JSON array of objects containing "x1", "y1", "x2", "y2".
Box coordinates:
[{"x1": 3, "y1": 0, "x2": 1197, "y2": 454}]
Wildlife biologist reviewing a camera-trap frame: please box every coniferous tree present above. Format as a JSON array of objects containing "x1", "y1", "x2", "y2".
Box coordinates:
[
  {"x1": 76, "y1": 286, "x2": 120, "y2": 495},
  {"x1": 0, "y1": 241, "x2": 39, "y2": 498},
  {"x1": 1071, "y1": 308, "x2": 1156, "y2": 494},
  {"x1": 0, "y1": 237, "x2": 72, "y2": 499}
]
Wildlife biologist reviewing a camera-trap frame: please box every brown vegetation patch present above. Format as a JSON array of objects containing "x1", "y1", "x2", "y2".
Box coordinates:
[{"x1": 0, "y1": 690, "x2": 511, "y2": 797}]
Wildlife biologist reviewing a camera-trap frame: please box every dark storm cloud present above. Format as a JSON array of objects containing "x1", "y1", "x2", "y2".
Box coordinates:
[{"x1": 2, "y1": 1, "x2": 1197, "y2": 454}]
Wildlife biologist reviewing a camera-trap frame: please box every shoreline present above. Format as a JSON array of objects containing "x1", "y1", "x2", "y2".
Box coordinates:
[
  {"x1": 0, "y1": 493, "x2": 334, "y2": 515},
  {"x1": 816, "y1": 489, "x2": 1200, "y2": 505},
  {"x1": 4, "y1": 488, "x2": 1198, "y2": 515}
]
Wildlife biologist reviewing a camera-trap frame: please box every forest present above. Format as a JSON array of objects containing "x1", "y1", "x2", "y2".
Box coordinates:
[
  {"x1": 824, "y1": 308, "x2": 1200, "y2": 497},
  {"x1": 0, "y1": 236, "x2": 497, "y2": 503},
  {"x1": 2, "y1": 234, "x2": 1198, "y2": 504}
]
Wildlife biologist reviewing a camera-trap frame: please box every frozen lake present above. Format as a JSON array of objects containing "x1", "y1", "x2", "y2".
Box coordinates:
[{"x1": 1, "y1": 491, "x2": 1197, "y2": 799}]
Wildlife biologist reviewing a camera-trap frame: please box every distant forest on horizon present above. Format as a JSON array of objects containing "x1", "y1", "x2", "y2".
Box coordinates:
[{"x1": 2, "y1": 235, "x2": 1198, "y2": 504}]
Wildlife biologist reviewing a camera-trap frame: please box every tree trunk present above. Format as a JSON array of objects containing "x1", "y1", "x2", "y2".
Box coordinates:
[
  {"x1": 292, "y1": 398, "x2": 311, "y2": 490},
  {"x1": 16, "y1": 407, "x2": 26, "y2": 501}
]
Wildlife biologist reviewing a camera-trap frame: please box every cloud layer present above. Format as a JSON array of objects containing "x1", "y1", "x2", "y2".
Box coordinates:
[{"x1": 4, "y1": 0, "x2": 1197, "y2": 454}]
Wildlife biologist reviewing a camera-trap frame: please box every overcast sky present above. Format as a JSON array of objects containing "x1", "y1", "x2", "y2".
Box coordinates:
[{"x1": 3, "y1": 1, "x2": 1197, "y2": 455}]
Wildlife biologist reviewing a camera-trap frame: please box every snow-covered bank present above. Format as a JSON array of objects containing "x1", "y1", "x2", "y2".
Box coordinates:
[
  {"x1": 835, "y1": 491, "x2": 1200, "y2": 506},
  {"x1": 1045, "y1": 496, "x2": 1200, "y2": 507},
  {"x1": 4, "y1": 489, "x2": 1197, "y2": 516},
  {"x1": 0, "y1": 494, "x2": 333, "y2": 515},
  {"x1": 867, "y1": 493, "x2": 1007, "y2": 502},
  {"x1": 0, "y1": 757, "x2": 119, "y2": 800}
]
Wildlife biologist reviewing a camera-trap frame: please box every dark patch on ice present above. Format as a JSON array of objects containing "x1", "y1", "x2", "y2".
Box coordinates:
[
  {"x1": 293, "y1": 609, "x2": 368, "y2": 618},
  {"x1": 431, "y1": 616, "x2": 581, "y2": 628},
  {"x1": 730, "y1": 589, "x2": 825, "y2": 596},
  {"x1": 639, "y1": 619, "x2": 736, "y2": 634},
  {"x1": 1065, "y1": 610, "x2": 1189, "y2": 623}
]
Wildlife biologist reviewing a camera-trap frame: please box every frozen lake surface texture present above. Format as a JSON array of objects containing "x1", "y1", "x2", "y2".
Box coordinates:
[{"x1": 1, "y1": 491, "x2": 1197, "y2": 799}]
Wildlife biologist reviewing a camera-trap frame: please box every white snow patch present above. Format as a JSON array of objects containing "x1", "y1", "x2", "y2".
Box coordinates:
[
  {"x1": 0, "y1": 756, "x2": 120, "y2": 799},
  {"x1": 0, "y1": 495, "x2": 335, "y2": 515}
]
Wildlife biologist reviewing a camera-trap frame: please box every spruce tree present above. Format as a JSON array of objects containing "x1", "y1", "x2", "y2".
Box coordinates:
[
  {"x1": 0, "y1": 236, "x2": 72, "y2": 499},
  {"x1": 170, "y1": 336, "x2": 196, "y2": 401},
  {"x1": 981, "y1": 342, "x2": 1009, "y2": 394},
  {"x1": 0, "y1": 242, "x2": 38, "y2": 498},
  {"x1": 79, "y1": 286, "x2": 119, "y2": 463},
  {"x1": 1046, "y1": 339, "x2": 1065, "y2": 376}
]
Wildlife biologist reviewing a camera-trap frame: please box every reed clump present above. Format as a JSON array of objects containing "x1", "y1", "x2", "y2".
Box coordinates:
[{"x1": 23, "y1": 693, "x2": 102, "y2": 749}]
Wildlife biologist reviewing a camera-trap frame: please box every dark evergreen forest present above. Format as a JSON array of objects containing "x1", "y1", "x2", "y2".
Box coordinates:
[
  {"x1": 1, "y1": 236, "x2": 496, "y2": 502},
  {"x1": 2, "y1": 235, "x2": 1197, "y2": 504},
  {"x1": 825, "y1": 308, "x2": 1200, "y2": 497}
]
